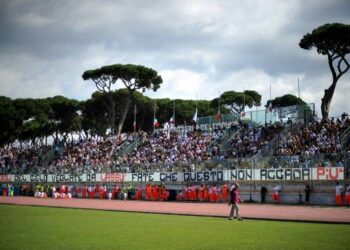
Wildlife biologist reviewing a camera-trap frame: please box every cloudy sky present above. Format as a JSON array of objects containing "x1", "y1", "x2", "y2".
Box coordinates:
[{"x1": 0, "y1": 0, "x2": 349, "y2": 117}]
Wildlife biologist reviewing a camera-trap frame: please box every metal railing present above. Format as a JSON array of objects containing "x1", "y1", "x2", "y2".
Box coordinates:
[
  {"x1": 340, "y1": 126, "x2": 350, "y2": 150},
  {"x1": 117, "y1": 135, "x2": 141, "y2": 156}
]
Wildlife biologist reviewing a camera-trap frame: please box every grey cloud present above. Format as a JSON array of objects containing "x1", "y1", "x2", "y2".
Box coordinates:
[{"x1": 0, "y1": 0, "x2": 349, "y2": 117}]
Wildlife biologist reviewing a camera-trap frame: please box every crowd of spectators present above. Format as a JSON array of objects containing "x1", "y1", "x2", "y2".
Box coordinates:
[
  {"x1": 275, "y1": 117, "x2": 350, "y2": 156},
  {"x1": 49, "y1": 138, "x2": 117, "y2": 174},
  {"x1": 1, "y1": 116, "x2": 350, "y2": 175},
  {"x1": 225, "y1": 122, "x2": 284, "y2": 158},
  {"x1": 116, "y1": 128, "x2": 225, "y2": 170},
  {"x1": 0, "y1": 144, "x2": 51, "y2": 174}
]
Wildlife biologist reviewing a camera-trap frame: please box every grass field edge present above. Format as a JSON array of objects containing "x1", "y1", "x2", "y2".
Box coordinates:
[{"x1": 1, "y1": 202, "x2": 349, "y2": 225}]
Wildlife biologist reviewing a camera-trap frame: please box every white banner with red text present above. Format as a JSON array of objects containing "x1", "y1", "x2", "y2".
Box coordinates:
[{"x1": 0, "y1": 167, "x2": 344, "y2": 183}]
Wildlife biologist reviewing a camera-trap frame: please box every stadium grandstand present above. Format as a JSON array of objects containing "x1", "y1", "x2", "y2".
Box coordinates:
[{"x1": 1, "y1": 104, "x2": 350, "y2": 205}]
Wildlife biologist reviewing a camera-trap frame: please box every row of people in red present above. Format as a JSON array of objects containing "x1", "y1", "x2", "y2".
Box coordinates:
[
  {"x1": 145, "y1": 184, "x2": 169, "y2": 201},
  {"x1": 335, "y1": 182, "x2": 350, "y2": 206},
  {"x1": 74, "y1": 184, "x2": 170, "y2": 201},
  {"x1": 75, "y1": 184, "x2": 111, "y2": 199},
  {"x1": 176, "y1": 184, "x2": 229, "y2": 202}
]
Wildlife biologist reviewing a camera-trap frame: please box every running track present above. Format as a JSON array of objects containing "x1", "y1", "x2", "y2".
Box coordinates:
[{"x1": 1, "y1": 196, "x2": 350, "y2": 224}]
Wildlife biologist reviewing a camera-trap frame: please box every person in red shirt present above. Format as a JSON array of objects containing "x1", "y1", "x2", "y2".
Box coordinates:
[
  {"x1": 158, "y1": 185, "x2": 164, "y2": 201},
  {"x1": 184, "y1": 185, "x2": 189, "y2": 201},
  {"x1": 208, "y1": 185, "x2": 214, "y2": 202},
  {"x1": 60, "y1": 185, "x2": 66, "y2": 194},
  {"x1": 152, "y1": 185, "x2": 158, "y2": 201},
  {"x1": 82, "y1": 185, "x2": 87, "y2": 198},
  {"x1": 199, "y1": 184, "x2": 204, "y2": 202},
  {"x1": 190, "y1": 185, "x2": 197, "y2": 201},
  {"x1": 222, "y1": 183, "x2": 228, "y2": 202},
  {"x1": 145, "y1": 184, "x2": 151, "y2": 201},
  {"x1": 345, "y1": 184, "x2": 350, "y2": 207},
  {"x1": 203, "y1": 185, "x2": 208, "y2": 202},
  {"x1": 135, "y1": 185, "x2": 142, "y2": 200},
  {"x1": 335, "y1": 182, "x2": 343, "y2": 206},
  {"x1": 214, "y1": 185, "x2": 221, "y2": 202},
  {"x1": 272, "y1": 184, "x2": 281, "y2": 204},
  {"x1": 99, "y1": 185, "x2": 107, "y2": 199},
  {"x1": 88, "y1": 185, "x2": 95, "y2": 199},
  {"x1": 165, "y1": 189, "x2": 169, "y2": 201}
]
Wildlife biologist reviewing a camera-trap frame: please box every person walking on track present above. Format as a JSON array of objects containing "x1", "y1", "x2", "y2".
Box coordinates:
[{"x1": 228, "y1": 182, "x2": 243, "y2": 221}]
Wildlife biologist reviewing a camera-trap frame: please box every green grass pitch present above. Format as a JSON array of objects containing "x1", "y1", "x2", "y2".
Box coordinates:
[{"x1": 0, "y1": 204, "x2": 349, "y2": 250}]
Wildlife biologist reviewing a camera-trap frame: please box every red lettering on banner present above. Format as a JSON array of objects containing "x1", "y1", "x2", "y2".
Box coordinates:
[
  {"x1": 329, "y1": 168, "x2": 339, "y2": 180},
  {"x1": 101, "y1": 173, "x2": 124, "y2": 182},
  {"x1": 316, "y1": 167, "x2": 343, "y2": 180},
  {"x1": 316, "y1": 167, "x2": 325, "y2": 180},
  {"x1": 0, "y1": 175, "x2": 10, "y2": 182}
]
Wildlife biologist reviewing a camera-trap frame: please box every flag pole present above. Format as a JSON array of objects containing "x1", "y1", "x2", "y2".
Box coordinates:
[
  {"x1": 133, "y1": 104, "x2": 137, "y2": 132},
  {"x1": 218, "y1": 93, "x2": 221, "y2": 115},
  {"x1": 218, "y1": 92, "x2": 221, "y2": 123},
  {"x1": 193, "y1": 96, "x2": 198, "y2": 126},
  {"x1": 196, "y1": 96, "x2": 198, "y2": 123},
  {"x1": 243, "y1": 86, "x2": 245, "y2": 115},
  {"x1": 269, "y1": 83, "x2": 272, "y2": 123},
  {"x1": 173, "y1": 100, "x2": 175, "y2": 125},
  {"x1": 153, "y1": 101, "x2": 156, "y2": 131}
]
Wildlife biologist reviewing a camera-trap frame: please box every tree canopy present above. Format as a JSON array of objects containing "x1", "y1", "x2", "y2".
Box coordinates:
[
  {"x1": 82, "y1": 64, "x2": 163, "y2": 135},
  {"x1": 299, "y1": 23, "x2": 350, "y2": 119},
  {"x1": 212, "y1": 90, "x2": 262, "y2": 114},
  {"x1": 268, "y1": 94, "x2": 306, "y2": 108},
  {"x1": 0, "y1": 96, "x2": 20, "y2": 145}
]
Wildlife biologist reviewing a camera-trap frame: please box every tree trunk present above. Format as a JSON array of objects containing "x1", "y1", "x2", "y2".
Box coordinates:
[
  {"x1": 52, "y1": 132, "x2": 59, "y2": 144},
  {"x1": 106, "y1": 93, "x2": 116, "y2": 135},
  {"x1": 62, "y1": 133, "x2": 69, "y2": 145},
  {"x1": 321, "y1": 79, "x2": 338, "y2": 120},
  {"x1": 140, "y1": 115, "x2": 145, "y2": 131},
  {"x1": 116, "y1": 97, "x2": 132, "y2": 137}
]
